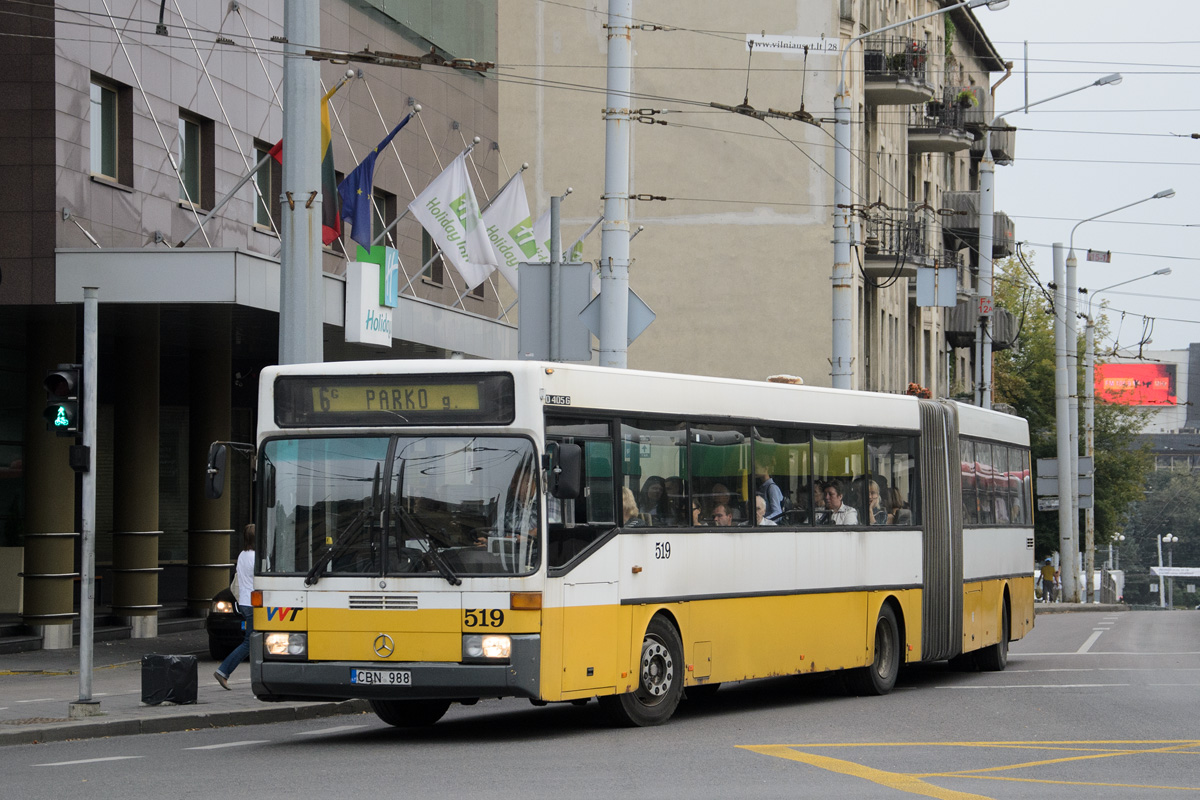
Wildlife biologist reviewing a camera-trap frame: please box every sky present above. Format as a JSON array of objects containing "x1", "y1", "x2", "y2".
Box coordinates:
[{"x1": 971, "y1": 0, "x2": 1200, "y2": 355}]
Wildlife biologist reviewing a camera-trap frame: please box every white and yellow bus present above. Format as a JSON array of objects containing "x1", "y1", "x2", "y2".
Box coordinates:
[{"x1": 209, "y1": 360, "x2": 1034, "y2": 727}]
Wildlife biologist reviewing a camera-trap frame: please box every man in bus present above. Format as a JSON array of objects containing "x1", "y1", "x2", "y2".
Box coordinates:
[{"x1": 819, "y1": 480, "x2": 859, "y2": 525}]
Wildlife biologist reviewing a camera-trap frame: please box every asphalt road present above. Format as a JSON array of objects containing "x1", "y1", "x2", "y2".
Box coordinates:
[{"x1": 2, "y1": 609, "x2": 1197, "y2": 800}]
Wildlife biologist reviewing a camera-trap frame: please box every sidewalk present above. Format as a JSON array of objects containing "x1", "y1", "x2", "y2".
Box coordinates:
[
  {"x1": 0, "y1": 626, "x2": 367, "y2": 747},
  {"x1": 1035, "y1": 601, "x2": 1127, "y2": 614}
]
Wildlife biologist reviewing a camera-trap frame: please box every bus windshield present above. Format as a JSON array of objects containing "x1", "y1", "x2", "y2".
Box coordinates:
[{"x1": 260, "y1": 436, "x2": 541, "y2": 579}]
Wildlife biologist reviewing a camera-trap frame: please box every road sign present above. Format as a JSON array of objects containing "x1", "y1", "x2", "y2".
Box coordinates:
[
  {"x1": 1087, "y1": 249, "x2": 1112, "y2": 263},
  {"x1": 1037, "y1": 476, "x2": 1059, "y2": 496},
  {"x1": 1037, "y1": 498, "x2": 1060, "y2": 511}
]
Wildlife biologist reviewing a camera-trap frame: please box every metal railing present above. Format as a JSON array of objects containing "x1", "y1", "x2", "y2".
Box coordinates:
[
  {"x1": 863, "y1": 205, "x2": 939, "y2": 265},
  {"x1": 862, "y1": 37, "x2": 931, "y2": 83}
]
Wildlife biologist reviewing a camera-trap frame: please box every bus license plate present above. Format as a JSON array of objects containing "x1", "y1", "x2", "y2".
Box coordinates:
[{"x1": 350, "y1": 668, "x2": 412, "y2": 686}]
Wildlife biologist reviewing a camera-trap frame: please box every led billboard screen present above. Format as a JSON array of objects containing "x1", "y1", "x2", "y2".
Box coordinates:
[{"x1": 1094, "y1": 363, "x2": 1177, "y2": 406}]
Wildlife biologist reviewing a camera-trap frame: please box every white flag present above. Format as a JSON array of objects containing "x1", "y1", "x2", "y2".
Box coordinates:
[
  {"x1": 533, "y1": 209, "x2": 552, "y2": 263},
  {"x1": 408, "y1": 152, "x2": 497, "y2": 291},
  {"x1": 482, "y1": 173, "x2": 546, "y2": 290}
]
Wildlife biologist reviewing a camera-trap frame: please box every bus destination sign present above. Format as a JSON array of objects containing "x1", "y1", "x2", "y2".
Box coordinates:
[
  {"x1": 313, "y1": 383, "x2": 480, "y2": 413},
  {"x1": 275, "y1": 373, "x2": 515, "y2": 427}
]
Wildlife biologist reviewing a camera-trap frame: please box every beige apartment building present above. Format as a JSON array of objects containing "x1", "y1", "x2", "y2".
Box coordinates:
[{"x1": 498, "y1": 0, "x2": 1013, "y2": 393}]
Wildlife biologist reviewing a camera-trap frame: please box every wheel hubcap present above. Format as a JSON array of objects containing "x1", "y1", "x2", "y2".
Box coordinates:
[{"x1": 640, "y1": 638, "x2": 674, "y2": 698}]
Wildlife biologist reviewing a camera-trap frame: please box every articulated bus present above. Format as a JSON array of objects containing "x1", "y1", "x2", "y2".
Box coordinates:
[{"x1": 210, "y1": 360, "x2": 1034, "y2": 728}]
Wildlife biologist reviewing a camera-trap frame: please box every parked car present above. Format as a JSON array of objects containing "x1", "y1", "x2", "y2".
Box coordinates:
[{"x1": 205, "y1": 588, "x2": 244, "y2": 661}]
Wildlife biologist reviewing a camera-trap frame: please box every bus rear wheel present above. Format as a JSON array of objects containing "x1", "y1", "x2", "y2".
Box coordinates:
[
  {"x1": 369, "y1": 698, "x2": 451, "y2": 727},
  {"x1": 976, "y1": 603, "x2": 1010, "y2": 672},
  {"x1": 599, "y1": 616, "x2": 684, "y2": 727},
  {"x1": 845, "y1": 604, "x2": 900, "y2": 696}
]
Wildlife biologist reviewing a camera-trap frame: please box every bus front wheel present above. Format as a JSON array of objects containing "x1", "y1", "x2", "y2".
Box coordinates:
[
  {"x1": 599, "y1": 616, "x2": 684, "y2": 727},
  {"x1": 846, "y1": 604, "x2": 901, "y2": 696},
  {"x1": 369, "y1": 698, "x2": 451, "y2": 727}
]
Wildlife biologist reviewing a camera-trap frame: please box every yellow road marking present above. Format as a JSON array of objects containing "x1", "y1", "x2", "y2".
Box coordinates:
[
  {"x1": 740, "y1": 745, "x2": 994, "y2": 800},
  {"x1": 742, "y1": 741, "x2": 1200, "y2": 797}
]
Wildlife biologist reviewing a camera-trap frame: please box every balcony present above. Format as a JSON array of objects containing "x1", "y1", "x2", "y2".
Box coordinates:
[
  {"x1": 862, "y1": 38, "x2": 935, "y2": 106},
  {"x1": 945, "y1": 301, "x2": 1018, "y2": 352},
  {"x1": 908, "y1": 92, "x2": 974, "y2": 154},
  {"x1": 970, "y1": 116, "x2": 1017, "y2": 165},
  {"x1": 862, "y1": 205, "x2": 939, "y2": 279},
  {"x1": 941, "y1": 191, "x2": 1016, "y2": 258}
]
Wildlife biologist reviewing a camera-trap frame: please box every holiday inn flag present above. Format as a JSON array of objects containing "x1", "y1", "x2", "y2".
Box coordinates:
[
  {"x1": 481, "y1": 172, "x2": 546, "y2": 290},
  {"x1": 408, "y1": 152, "x2": 497, "y2": 291}
]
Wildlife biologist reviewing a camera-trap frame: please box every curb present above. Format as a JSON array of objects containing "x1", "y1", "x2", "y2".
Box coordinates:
[
  {"x1": 0, "y1": 699, "x2": 371, "y2": 747},
  {"x1": 1034, "y1": 603, "x2": 1127, "y2": 615}
]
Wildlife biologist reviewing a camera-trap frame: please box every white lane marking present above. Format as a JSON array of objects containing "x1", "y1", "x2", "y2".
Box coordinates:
[
  {"x1": 33, "y1": 756, "x2": 144, "y2": 767},
  {"x1": 1077, "y1": 631, "x2": 1105, "y2": 654},
  {"x1": 185, "y1": 740, "x2": 270, "y2": 750},
  {"x1": 1016, "y1": 651, "x2": 1200, "y2": 656},
  {"x1": 291, "y1": 724, "x2": 368, "y2": 736},
  {"x1": 937, "y1": 684, "x2": 1129, "y2": 689},
  {"x1": 1008, "y1": 667, "x2": 1200, "y2": 673},
  {"x1": 16, "y1": 698, "x2": 56, "y2": 704}
]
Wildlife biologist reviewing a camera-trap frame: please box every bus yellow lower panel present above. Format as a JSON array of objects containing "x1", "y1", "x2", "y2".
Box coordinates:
[{"x1": 306, "y1": 608, "x2": 461, "y2": 662}]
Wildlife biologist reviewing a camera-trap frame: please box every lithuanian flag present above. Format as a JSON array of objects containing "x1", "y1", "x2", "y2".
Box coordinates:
[
  {"x1": 319, "y1": 85, "x2": 341, "y2": 246},
  {"x1": 266, "y1": 84, "x2": 343, "y2": 246}
]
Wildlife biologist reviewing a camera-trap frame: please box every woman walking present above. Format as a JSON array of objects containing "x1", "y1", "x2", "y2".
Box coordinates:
[{"x1": 215, "y1": 524, "x2": 255, "y2": 689}]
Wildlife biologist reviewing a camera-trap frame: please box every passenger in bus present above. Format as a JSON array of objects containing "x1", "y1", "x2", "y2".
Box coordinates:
[
  {"x1": 710, "y1": 503, "x2": 734, "y2": 527},
  {"x1": 664, "y1": 476, "x2": 689, "y2": 526},
  {"x1": 818, "y1": 480, "x2": 859, "y2": 525},
  {"x1": 708, "y1": 483, "x2": 744, "y2": 523},
  {"x1": 622, "y1": 486, "x2": 645, "y2": 527},
  {"x1": 866, "y1": 479, "x2": 888, "y2": 525},
  {"x1": 886, "y1": 487, "x2": 913, "y2": 525},
  {"x1": 691, "y1": 499, "x2": 703, "y2": 526},
  {"x1": 753, "y1": 495, "x2": 777, "y2": 526},
  {"x1": 638, "y1": 476, "x2": 668, "y2": 522},
  {"x1": 754, "y1": 461, "x2": 784, "y2": 522}
]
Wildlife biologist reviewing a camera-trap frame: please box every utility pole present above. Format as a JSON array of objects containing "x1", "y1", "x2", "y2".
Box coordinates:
[
  {"x1": 279, "y1": 1, "x2": 323, "y2": 365},
  {"x1": 598, "y1": 0, "x2": 633, "y2": 369},
  {"x1": 69, "y1": 288, "x2": 100, "y2": 719},
  {"x1": 1053, "y1": 243, "x2": 1078, "y2": 603}
]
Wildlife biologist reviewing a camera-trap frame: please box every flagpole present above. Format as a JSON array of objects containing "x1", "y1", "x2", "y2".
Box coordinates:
[{"x1": 176, "y1": 149, "x2": 275, "y2": 247}]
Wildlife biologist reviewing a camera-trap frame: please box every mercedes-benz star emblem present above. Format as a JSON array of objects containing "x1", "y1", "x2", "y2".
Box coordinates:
[{"x1": 373, "y1": 633, "x2": 395, "y2": 658}]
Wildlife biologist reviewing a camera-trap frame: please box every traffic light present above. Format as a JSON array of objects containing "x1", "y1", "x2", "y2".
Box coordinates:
[{"x1": 43, "y1": 364, "x2": 82, "y2": 437}]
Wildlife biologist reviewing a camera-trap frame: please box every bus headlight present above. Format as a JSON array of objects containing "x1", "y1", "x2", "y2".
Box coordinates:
[
  {"x1": 264, "y1": 632, "x2": 307, "y2": 658},
  {"x1": 463, "y1": 634, "x2": 511, "y2": 662}
]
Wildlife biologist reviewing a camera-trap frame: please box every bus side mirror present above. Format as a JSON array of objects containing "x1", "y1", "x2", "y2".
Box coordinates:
[
  {"x1": 548, "y1": 443, "x2": 582, "y2": 500},
  {"x1": 205, "y1": 442, "x2": 228, "y2": 500}
]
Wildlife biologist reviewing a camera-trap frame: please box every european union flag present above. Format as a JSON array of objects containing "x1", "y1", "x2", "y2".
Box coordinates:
[{"x1": 338, "y1": 113, "x2": 413, "y2": 251}]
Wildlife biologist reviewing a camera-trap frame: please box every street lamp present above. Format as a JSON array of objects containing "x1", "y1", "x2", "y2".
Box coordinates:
[
  {"x1": 1082, "y1": 267, "x2": 1171, "y2": 602},
  {"x1": 1160, "y1": 533, "x2": 1180, "y2": 608},
  {"x1": 831, "y1": 0, "x2": 1009, "y2": 390},
  {"x1": 976, "y1": 72, "x2": 1123, "y2": 409},
  {"x1": 1055, "y1": 190, "x2": 1175, "y2": 604},
  {"x1": 1110, "y1": 533, "x2": 1125, "y2": 571}
]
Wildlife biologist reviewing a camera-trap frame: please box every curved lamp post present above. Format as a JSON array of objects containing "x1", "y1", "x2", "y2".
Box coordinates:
[
  {"x1": 976, "y1": 72, "x2": 1123, "y2": 409},
  {"x1": 1081, "y1": 267, "x2": 1171, "y2": 600},
  {"x1": 1055, "y1": 189, "x2": 1174, "y2": 603}
]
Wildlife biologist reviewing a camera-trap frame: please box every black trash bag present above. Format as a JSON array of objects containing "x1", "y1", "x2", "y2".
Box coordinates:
[{"x1": 141, "y1": 653, "x2": 198, "y2": 705}]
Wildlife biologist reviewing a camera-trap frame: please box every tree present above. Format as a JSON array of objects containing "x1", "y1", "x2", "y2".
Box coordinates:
[
  {"x1": 990, "y1": 252, "x2": 1153, "y2": 560},
  {"x1": 1120, "y1": 469, "x2": 1200, "y2": 607}
]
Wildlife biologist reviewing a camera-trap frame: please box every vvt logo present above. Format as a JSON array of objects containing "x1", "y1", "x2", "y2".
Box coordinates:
[{"x1": 266, "y1": 607, "x2": 301, "y2": 622}]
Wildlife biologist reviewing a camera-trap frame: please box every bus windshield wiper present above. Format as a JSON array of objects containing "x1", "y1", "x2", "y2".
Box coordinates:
[
  {"x1": 304, "y1": 508, "x2": 372, "y2": 586},
  {"x1": 393, "y1": 502, "x2": 461, "y2": 586}
]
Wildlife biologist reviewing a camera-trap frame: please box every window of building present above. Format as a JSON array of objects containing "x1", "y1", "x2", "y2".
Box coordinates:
[
  {"x1": 90, "y1": 76, "x2": 132, "y2": 186},
  {"x1": 254, "y1": 141, "x2": 281, "y2": 230},
  {"x1": 422, "y1": 230, "x2": 444, "y2": 286},
  {"x1": 371, "y1": 188, "x2": 397, "y2": 249},
  {"x1": 178, "y1": 111, "x2": 214, "y2": 209}
]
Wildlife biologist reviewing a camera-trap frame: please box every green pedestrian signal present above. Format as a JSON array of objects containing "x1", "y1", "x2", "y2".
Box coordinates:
[{"x1": 43, "y1": 364, "x2": 82, "y2": 437}]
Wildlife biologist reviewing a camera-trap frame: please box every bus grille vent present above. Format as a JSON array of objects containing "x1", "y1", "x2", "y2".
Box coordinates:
[{"x1": 348, "y1": 594, "x2": 419, "y2": 610}]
